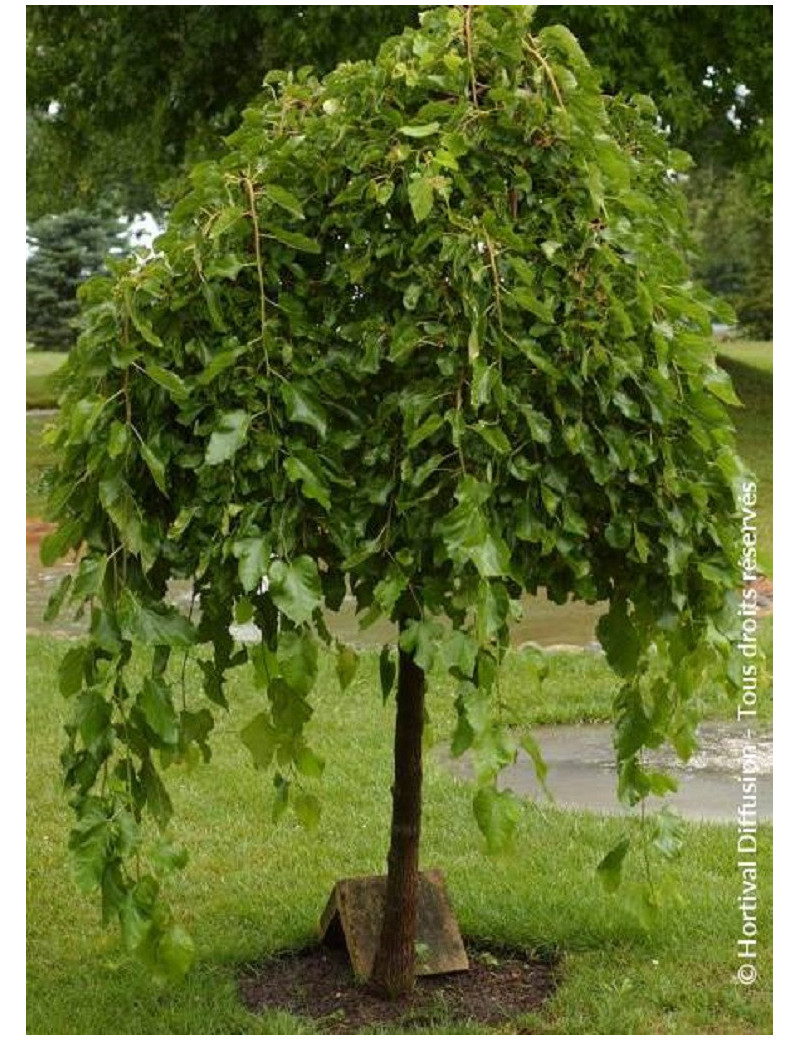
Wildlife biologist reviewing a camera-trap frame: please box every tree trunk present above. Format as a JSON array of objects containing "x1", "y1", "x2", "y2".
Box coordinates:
[{"x1": 369, "y1": 639, "x2": 425, "y2": 998}]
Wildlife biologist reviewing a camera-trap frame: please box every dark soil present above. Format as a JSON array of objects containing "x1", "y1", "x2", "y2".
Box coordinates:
[{"x1": 238, "y1": 940, "x2": 560, "y2": 1034}]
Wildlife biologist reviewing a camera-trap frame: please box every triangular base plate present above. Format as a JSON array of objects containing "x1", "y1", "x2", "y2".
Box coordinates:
[{"x1": 319, "y1": 869, "x2": 469, "y2": 980}]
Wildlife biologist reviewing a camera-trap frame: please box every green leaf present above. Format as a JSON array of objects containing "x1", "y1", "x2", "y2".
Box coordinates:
[
  {"x1": 436, "y1": 477, "x2": 511, "y2": 578},
  {"x1": 399, "y1": 122, "x2": 441, "y2": 138},
  {"x1": 250, "y1": 643, "x2": 274, "y2": 690},
  {"x1": 510, "y1": 287, "x2": 554, "y2": 323},
  {"x1": 295, "y1": 746, "x2": 325, "y2": 779},
  {"x1": 264, "y1": 226, "x2": 321, "y2": 254},
  {"x1": 139, "y1": 677, "x2": 179, "y2": 746},
  {"x1": 196, "y1": 342, "x2": 245, "y2": 384},
  {"x1": 180, "y1": 707, "x2": 215, "y2": 761},
  {"x1": 284, "y1": 454, "x2": 331, "y2": 509},
  {"x1": 72, "y1": 556, "x2": 107, "y2": 600},
  {"x1": 281, "y1": 383, "x2": 327, "y2": 438},
  {"x1": 374, "y1": 180, "x2": 394, "y2": 205},
  {"x1": 141, "y1": 755, "x2": 173, "y2": 828},
  {"x1": 651, "y1": 807, "x2": 684, "y2": 860},
  {"x1": 519, "y1": 734, "x2": 551, "y2": 797},
  {"x1": 101, "y1": 862, "x2": 130, "y2": 925},
  {"x1": 294, "y1": 792, "x2": 321, "y2": 830},
  {"x1": 99, "y1": 478, "x2": 145, "y2": 560},
  {"x1": 408, "y1": 177, "x2": 434, "y2": 223},
  {"x1": 69, "y1": 807, "x2": 113, "y2": 890},
  {"x1": 604, "y1": 515, "x2": 632, "y2": 550},
  {"x1": 403, "y1": 282, "x2": 422, "y2": 311},
  {"x1": 45, "y1": 574, "x2": 73, "y2": 622},
  {"x1": 152, "y1": 839, "x2": 189, "y2": 876},
  {"x1": 141, "y1": 441, "x2": 168, "y2": 495},
  {"x1": 155, "y1": 924, "x2": 196, "y2": 982},
  {"x1": 468, "y1": 325, "x2": 480, "y2": 362},
  {"x1": 647, "y1": 771, "x2": 679, "y2": 797},
  {"x1": 203, "y1": 282, "x2": 227, "y2": 330},
  {"x1": 519, "y1": 405, "x2": 552, "y2": 444},
  {"x1": 705, "y1": 367, "x2": 742, "y2": 406},
  {"x1": 473, "y1": 786, "x2": 521, "y2": 855},
  {"x1": 108, "y1": 421, "x2": 130, "y2": 458},
  {"x1": 624, "y1": 883, "x2": 660, "y2": 931},
  {"x1": 90, "y1": 605, "x2": 123, "y2": 653},
  {"x1": 59, "y1": 646, "x2": 87, "y2": 698},
  {"x1": 146, "y1": 365, "x2": 189, "y2": 400},
  {"x1": 470, "y1": 531, "x2": 510, "y2": 578},
  {"x1": 262, "y1": 183, "x2": 305, "y2": 220},
  {"x1": 399, "y1": 618, "x2": 443, "y2": 673},
  {"x1": 277, "y1": 627, "x2": 318, "y2": 695},
  {"x1": 205, "y1": 410, "x2": 250, "y2": 465},
  {"x1": 210, "y1": 205, "x2": 244, "y2": 239},
  {"x1": 205, "y1": 254, "x2": 245, "y2": 281},
  {"x1": 199, "y1": 660, "x2": 228, "y2": 709},
  {"x1": 597, "y1": 838, "x2": 631, "y2": 892},
  {"x1": 439, "y1": 630, "x2": 478, "y2": 677},
  {"x1": 476, "y1": 581, "x2": 509, "y2": 642},
  {"x1": 240, "y1": 712, "x2": 277, "y2": 770},
  {"x1": 40, "y1": 519, "x2": 82, "y2": 566},
  {"x1": 119, "y1": 592, "x2": 198, "y2": 647},
  {"x1": 597, "y1": 602, "x2": 640, "y2": 677},
  {"x1": 335, "y1": 643, "x2": 359, "y2": 691},
  {"x1": 473, "y1": 422, "x2": 511, "y2": 455},
  {"x1": 129, "y1": 303, "x2": 163, "y2": 348},
  {"x1": 232, "y1": 536, "x2": 271, "y2": 593},
  {"x1": 408, "y1": 413, "x2": 444, "y2": 449},
  {"x1": 119, "y1": 893, "x2": 153, "y2": 953},
  {"x1": 268, "y1": 557, "x2": 323, "y2": 626}
]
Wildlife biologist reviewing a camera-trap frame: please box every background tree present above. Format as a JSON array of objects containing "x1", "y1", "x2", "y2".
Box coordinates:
[
  {"x1": 686, "y1": 167, "x2": 773, "y2": 338},
  {"x1": 26, "y1": 209, "x2": 129, "y2": 352},
  {"x1": 44, "y1": 6, "x2": 743, "y2": 997},
  {"x1": 26, "y1": 5, "x2": 772, "y2": 218},
  {"x1": 25, "y1": 6, "x2": 419, "y2": 219}
]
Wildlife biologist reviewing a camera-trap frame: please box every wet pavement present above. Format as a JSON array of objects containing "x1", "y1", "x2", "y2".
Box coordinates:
[{"x1": 443, "y1": 722, "x2": 773, "y2": 822}]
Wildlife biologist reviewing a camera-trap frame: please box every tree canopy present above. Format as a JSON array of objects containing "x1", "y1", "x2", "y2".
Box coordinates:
[
  {"x1": 27, "y1": 4, "x2": 773, "y2": 218},
  {"x1": 43, "y1": 5, "x2": 744, "y2": 988}
]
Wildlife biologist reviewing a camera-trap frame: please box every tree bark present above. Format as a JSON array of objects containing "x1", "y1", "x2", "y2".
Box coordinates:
[{"x1": 369, "y1": 639, "x2": 425, "y2": 998}]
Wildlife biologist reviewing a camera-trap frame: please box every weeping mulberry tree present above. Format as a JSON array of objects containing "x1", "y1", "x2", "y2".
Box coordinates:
[{"x1": 44, "y1": 6, "x2": 743, "y2": 998}]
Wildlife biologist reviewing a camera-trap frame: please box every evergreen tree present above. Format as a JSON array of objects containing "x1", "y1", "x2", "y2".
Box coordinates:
[{"x1": 26, "y1": 209, "x2": 129, "y2": 352}]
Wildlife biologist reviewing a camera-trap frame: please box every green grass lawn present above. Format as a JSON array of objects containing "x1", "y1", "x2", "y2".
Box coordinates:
[
  {"x1": 496, "y1": 616, "x2": 772, "y2": 728},
  {"x1": 26, "y1": 349, "x2": 67, "y2": 410},
  {"x1": 27, "y1": 637, "x2": 772, "y2": 1034}
]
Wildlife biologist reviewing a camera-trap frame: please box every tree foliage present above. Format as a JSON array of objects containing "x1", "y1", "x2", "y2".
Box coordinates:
[
  {"x1": 26, "y1": 4, "x2": 772, "y2": 218},
  {"x1": 44, "y1": 6, "x2": 743, "y2": 982},
  {"x1": 687, "y1": 167, "x2": 773, "y2": 339},
  {"x1": 26, "y1": 209, "x2": 129, "y2": 351}
]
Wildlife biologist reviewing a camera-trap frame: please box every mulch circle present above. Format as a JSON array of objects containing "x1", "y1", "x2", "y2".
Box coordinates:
[{"x1": 238, "y1": 940, "x2": 560, "y2": 1034}]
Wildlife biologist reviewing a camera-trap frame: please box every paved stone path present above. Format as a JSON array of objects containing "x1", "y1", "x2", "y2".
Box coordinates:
[{"x1": 443, "y1": 722, "x2": 773, "y2": 822}]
